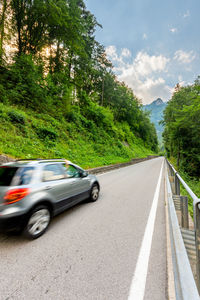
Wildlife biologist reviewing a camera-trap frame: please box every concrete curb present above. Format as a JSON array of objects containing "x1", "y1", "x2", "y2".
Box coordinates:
[
  {"x1": 87, "y1": 155, "x2": 159, "y2": 174},
  {"x1": 0, "y1": 154, "x2": 159, "y2": 174}
]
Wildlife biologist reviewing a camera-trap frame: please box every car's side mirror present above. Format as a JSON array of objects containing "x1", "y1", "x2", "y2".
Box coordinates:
[{"x1": 81, "y1": 171, "x2": 88, "y2": 178}]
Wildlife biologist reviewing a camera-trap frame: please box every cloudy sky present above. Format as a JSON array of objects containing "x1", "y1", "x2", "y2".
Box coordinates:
[{"x1": 85, "y1": 0, "x2": 200, "y2": 104}]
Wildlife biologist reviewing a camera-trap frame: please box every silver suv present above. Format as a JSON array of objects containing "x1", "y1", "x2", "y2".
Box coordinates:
[{"x1": 0, "y1": 159, "x2": 100, "y2": 239}]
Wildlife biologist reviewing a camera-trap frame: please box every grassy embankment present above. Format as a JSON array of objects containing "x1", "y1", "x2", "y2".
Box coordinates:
[
  {"x1": 169, "y1": 157, "x2": 200, "y2": 217},
  {"x1": 0, "y1": 103, "x2": 155, "y2": 169}
]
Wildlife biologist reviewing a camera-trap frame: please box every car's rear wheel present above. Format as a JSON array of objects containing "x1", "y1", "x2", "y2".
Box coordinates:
[
  {"x1": 24, "y1": 205, "x2": 51, "y2": 239},
  {"x1": 90, "y1": 184, "x2": 99, "y2": 202}
]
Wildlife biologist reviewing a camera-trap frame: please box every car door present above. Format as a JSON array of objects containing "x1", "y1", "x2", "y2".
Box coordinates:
[
  {"x1": 42, "y1": 163, "x2": 75, "y2": 211},
  {"x1": 60, "y1": 163, "x2": 91, "y2": 201}
]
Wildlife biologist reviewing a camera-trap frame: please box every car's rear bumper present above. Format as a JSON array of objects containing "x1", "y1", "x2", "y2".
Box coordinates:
[{"x1": 0, "y1": 214, "x2": 26, "y2": 232}]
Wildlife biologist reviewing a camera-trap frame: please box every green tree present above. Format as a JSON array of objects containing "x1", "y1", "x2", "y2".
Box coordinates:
[
  {"x1": 0, "y1": 0, "x2": 158, "y2": 154},
  {"x1": 163, "y1": 80, "x2": 200, "y2": 176}
]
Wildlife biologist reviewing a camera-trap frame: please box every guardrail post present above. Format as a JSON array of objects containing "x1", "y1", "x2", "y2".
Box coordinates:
[
  {"x1": 168, "y1": 163, "x2": 173, "y2": 176},
  {"x1": 169, "y1": 176, "x2": 175, "y2": 194},
  {"x1": 194, "y1": 203, "x2": 200, "y2": 293},
  {"x1": 175, "y1": 174, "x2": 180, "y2": 195},
  {"x1": 180, "y1": 196, "x2": 189, "y2": 229},
  {"x1": 170, "y1": 165, "x2": 174, "y2": 176},
  {"x1": 167, "y1": 163, "x2": 175, "y2": 194}
]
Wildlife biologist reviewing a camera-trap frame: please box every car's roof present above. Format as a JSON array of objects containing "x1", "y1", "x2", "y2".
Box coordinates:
[{"x1": 1, "y1": 159, "x2": 72, "y2": 168}]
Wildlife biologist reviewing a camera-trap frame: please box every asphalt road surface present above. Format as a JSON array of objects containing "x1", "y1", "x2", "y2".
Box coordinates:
[{"x1": 0, "y1": 157, "x2": 167, "y2": 300}]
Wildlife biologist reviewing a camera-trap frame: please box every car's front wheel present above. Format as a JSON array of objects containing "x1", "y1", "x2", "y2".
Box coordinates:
[
  {"x1": 24, "y1": 205, "x2": 51, "y2": 239},
  {"x1": 90, "y1": 184, "x2": 100, "y2": 202}
]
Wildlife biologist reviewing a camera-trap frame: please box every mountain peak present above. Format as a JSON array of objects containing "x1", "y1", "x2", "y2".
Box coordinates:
[
  {"x1": 152, "y1": 98, "x2": 164, "y2": 105},
  {"x1": 142, "y1": 98, "x2": 167, "y2": 142}
]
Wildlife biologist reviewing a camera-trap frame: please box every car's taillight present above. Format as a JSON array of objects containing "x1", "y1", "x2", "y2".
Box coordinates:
[{"x1": 4, "y1": 188, "x2": 30, "y2": 205}]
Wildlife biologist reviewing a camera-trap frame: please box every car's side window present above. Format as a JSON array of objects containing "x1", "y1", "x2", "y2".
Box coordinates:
[
  {"x1": 42, "y1": 164, "x2": 65, "y2": 181},
  {"x1": 61, "y1": 163, "x2": 81, "y2": 178},
  {"x1": 18, "y1": 167, "x2": 34, "y2": 185}
]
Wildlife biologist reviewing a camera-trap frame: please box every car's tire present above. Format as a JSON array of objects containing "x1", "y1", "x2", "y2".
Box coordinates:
[
  {"x1": 24, "y1": 205, "x2": 51, "y2": 239},
  {"x1": 90, "y1": 184, "x2": 100, "y2": 202}
]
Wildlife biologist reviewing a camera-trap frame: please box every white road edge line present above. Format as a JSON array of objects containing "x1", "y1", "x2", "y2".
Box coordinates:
[{"x1": 128, "y1": 160, "x2": 164, "y2": 300}]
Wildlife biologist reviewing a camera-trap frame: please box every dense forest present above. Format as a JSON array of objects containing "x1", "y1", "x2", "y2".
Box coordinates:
[
  {"x1": 163, "y1": 79, "x2": 200, "y2": 177},
  {"x1": 0, "y1": 0, "x2": 158, "y2": 166}
]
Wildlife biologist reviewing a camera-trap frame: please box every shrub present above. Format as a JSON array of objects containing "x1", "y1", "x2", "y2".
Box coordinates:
[
  {"x1": 67, "y1": 106, "x2": 81, "y2": 124},
  {"x1": 83, "y1": 102, "x2": 114, "y2": 129},
  {"x1": 7, "y1": 110, "x2": 26, "y2": 125},
  {"x1": 36, "y1": 113, "x2": 61, "y2": 128},
  {"x1": 35, "y1": 126, "x2": 58, "y2": 141},
  {"x1": 0, "y1": 84, "x2": 8, "y2": 103},
  {"x1": 8, "y1": 54, "x2": 46, "y2": 109}
]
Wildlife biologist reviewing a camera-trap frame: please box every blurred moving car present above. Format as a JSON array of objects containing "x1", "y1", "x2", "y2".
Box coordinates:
[{"x1": 0, "y1": 159, "x2": 100, "y2": 239}]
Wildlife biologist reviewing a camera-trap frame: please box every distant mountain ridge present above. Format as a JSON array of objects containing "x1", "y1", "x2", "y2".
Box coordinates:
[{"x1": 143, "y1": 98, "x2": 167, "y2": 142}]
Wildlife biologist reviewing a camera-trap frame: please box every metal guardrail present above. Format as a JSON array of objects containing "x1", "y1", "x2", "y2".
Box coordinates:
[{"x1": 166, "y1": 159, "x2": 200, "y2": 298}]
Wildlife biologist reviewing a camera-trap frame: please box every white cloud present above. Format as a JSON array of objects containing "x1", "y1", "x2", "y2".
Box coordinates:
[
  {"x1": 106, "y1": 45, "x2": 119, "y2": 61},
  {"x1": 143, "y1": 33, "x2": 147, "y2": 40},
  {"x1": 106, "y1": 45, "x2": 200, "y2": 104},
  {"x1": 119, "y1": 72, "x2": 172, "y2": 104},
  {"x1": 178, "y1": 75, "x2": 183, "y2": 82},
  {"x1": 183, "y1": 10, "x2": 190, "y2": 18},
  {"x1": 105, "y1": 47, "x2": 171, "y2": 104},
  {"x1": 133, "y1": 52, "x2": 169, "y2": 76},
  {"x1": 174, "y1": 50, "x2": 196, "y2": 64},
  {"x1": 179, "y1": 80, "x2": 186, "y2": 86},
  {"x1": 121, "y1": 48, "x2": 131, "y2": 58},
  {"x1": 170, "y1": 28, "x2": 178, "y2": 33},
  {"x1": 106, "y1": 46, "x2": 131, "y2": 65}
]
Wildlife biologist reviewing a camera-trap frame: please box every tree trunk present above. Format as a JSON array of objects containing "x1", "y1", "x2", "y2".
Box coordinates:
[
  {"x1": 177, "y1": 141, "x2": 180, "y2": 168},
  {"x1": 17, "y1": 18, "x2": 22, "y2": 55},
  {"x1": 49, "y1": 44, "x2": 53, "y2": 74},
  {"x1": 55, "y1": 41, "x2": 60, "y2": 72},
  {"x1": 14, "y1": 0, "x2": 24, "y2": 56},
  {"x1": 68, "y1": 51, "x2": 73, "y2": 81},
  {"x1": 0, "y1": 0, "x2": 7, "y2": 64},
  {"x1": 101, "y1": 77, "x2": 104, "y2": 106}
]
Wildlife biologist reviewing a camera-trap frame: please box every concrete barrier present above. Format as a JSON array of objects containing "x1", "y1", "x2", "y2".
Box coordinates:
[
  {"x1": 87, "y1": 155, "x2": 159, "y2": 174},
  {"x1": 0, "y1": 155, "x2": 15, "y2": 164},
  {"x1": 0, "y1": 154, "x2": 159, "y2": 174}
]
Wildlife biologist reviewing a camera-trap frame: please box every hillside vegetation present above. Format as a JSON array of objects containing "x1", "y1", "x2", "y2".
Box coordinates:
[
  {"x1": 0, "y1": 0, "x2": 158, "y2": 167},
  {"x1": 0, "y1": 102, "x2": 155, "y2": 168}
]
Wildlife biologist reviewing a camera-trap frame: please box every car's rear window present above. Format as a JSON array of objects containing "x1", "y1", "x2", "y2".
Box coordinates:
[
  {"x1": 0, "y1": 167, "x2": 18, "y2": 186},
  {"x1": 0, "y1": 166, "x2": 34, "y2": 186}
]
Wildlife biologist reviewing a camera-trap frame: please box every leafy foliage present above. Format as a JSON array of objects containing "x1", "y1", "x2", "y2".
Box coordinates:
[
  {"x1": 163, "y1": 80, "x2": 200, "y2": 176},
  {"x1": 0, "y1": 0, "x2": 158, "y2": 160},
  {"x1": 34, "y1": 126, "x2": 58, "y2": 141},
  {"x1": 7, "y1": 110, "x2": 26, "y2": 124},
  {"x1": 0, "y1": 102, "x2": 155, "y2": 168}
]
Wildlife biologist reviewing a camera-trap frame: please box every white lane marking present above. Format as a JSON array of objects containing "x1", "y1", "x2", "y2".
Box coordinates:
[{"x1": 128, "y1": 161, "x2": 164, "y2": 300}]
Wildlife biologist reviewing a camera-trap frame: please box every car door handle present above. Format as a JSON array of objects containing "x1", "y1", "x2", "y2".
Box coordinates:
[{"x1": 45, "y1": 186, "x2": 52, "y2": 190}]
